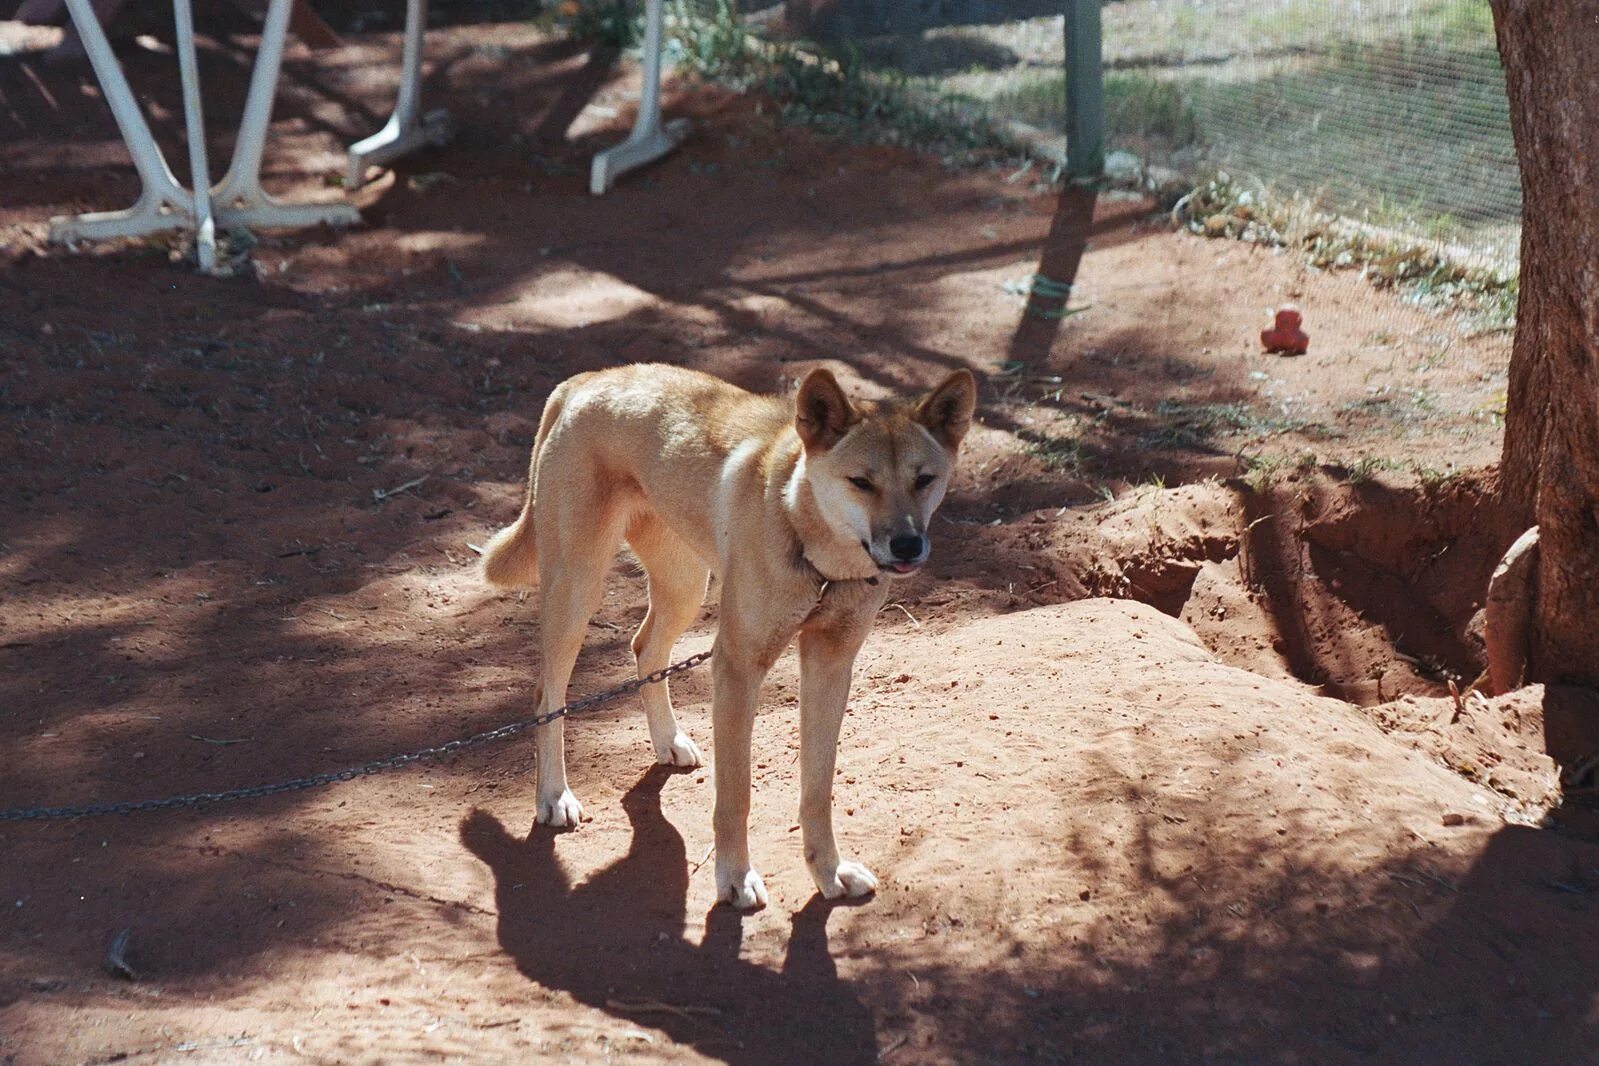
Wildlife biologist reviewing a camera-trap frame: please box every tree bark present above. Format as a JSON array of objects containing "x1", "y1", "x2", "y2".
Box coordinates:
[{"x1": 1490, "y1": 0, "x2": 1599, "y2": 687}]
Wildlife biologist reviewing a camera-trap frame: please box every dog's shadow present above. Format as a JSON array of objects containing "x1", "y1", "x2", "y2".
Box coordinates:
[{"x1": 459, "y1": 767, "x2": 878, "y2": 1063}]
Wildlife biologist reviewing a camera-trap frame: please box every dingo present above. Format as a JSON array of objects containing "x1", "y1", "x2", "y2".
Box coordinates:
[{"x1": 481, "y1": 363, "x2": 976, "y2": 908}]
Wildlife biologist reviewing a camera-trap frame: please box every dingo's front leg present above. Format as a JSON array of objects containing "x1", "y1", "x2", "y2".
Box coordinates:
[
  {"x1": 797, "y1": 632, "x2": 877, "y2": 900},
  {"x1": 711, "y1": 646, "x2": 771, "y2": 909}
]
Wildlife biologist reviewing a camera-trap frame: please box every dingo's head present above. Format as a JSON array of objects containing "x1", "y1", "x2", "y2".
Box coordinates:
[{"x1": 794, "y1": 367, "x2": 977, "y2": 578}]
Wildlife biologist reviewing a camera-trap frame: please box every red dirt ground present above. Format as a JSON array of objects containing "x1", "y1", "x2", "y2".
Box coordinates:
[{"x1": 3, "y1": 14, "x2": 1597, "y2": 1065}]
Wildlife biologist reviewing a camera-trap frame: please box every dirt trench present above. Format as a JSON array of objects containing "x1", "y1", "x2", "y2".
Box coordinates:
[{"x1": 1030, "y1": 471, "x2": 1512, "y2": 707}]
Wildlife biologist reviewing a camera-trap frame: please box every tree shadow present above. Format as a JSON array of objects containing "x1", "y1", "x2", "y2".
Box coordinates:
[
  {"x1": 459, "y1": 767, "x2": 878, "y2": 1064},
  {"x1": 912, "y1": 822, "x2": 1599, "y2": 1061}
]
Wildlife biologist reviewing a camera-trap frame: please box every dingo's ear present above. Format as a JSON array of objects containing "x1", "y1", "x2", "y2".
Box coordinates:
[
  {"x1": 795, "y1": 368, "x2": 858, "y2": 452},
  {"x1": 914, "y1": 369, "x2": 977, "y2": 451}
]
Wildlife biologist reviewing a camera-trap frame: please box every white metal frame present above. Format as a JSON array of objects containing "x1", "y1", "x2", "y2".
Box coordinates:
[
  {"x1": 346, "y1": 0, "x2": 455, "y2": 188},
  {"x1": 589, "y1": 0, "x2": 687, "y2": 195},
  {"x1": 207, "y1": 0, "x2": 359, "y2": 230},
  {"x1": 49, "y1": 0, "x2": 197, "y2": 245},
  {"x1": 49, "y1": 0, "x2": 451, "y2": 260},
  {"x1": 48, "y1": 0, "x2": 676, "y2": 253},
  {"x1": 171, "y1": 0, "x2": 217, "y2": 269}
]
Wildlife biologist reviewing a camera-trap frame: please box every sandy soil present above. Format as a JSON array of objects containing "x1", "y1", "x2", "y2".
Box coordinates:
[{"x1": 2, "y1": 14, "x2": 1596, "y2": 1065}]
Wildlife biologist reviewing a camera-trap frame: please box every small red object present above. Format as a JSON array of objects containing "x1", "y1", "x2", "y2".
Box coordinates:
[{"x1": 1261, "y1": 304, "x2": 1309, "y2": 355}]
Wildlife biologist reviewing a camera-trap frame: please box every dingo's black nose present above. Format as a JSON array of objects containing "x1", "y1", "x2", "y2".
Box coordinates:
[{"x1": 889, "y1": 535, "x2": 925, "y2": 561}]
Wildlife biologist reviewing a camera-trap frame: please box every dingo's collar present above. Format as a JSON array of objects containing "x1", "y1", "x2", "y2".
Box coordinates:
[
  {"x1": 799, "y1": 554, "x2": 879, "y2": 625},
  {"x1": 801, "y1": 553, "x2": 880, "y2": 591}
]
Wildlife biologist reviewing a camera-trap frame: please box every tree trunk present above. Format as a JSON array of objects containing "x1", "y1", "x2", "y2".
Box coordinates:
[{"x1": 1490, "y1": 0, "x2": 1599, "y2": 687}]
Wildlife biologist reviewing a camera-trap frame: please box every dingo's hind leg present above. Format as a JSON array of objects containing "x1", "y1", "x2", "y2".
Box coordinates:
[
  {"x1": 530, "y1": 490, "x2": 628, "y2": 829},
  {"x1": 625, "y1": 512, "x2": 710, "y2": 768}
]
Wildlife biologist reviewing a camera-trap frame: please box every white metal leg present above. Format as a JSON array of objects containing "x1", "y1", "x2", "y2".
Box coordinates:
[
  {"x1": 49, "y1": 0, "x2": 193, "y2": 242},
  {"x1": 589, "y1": 0, "x2": 688, "y2": 195},
  {"x1": 172, "y1": 0, "x2": 216, "y2": 270},
  {"x1": 210, "y1": 0, "x2": 359, "y2": 229},
  {"x1": 49, "y1": 0, "x2": 363, "y2": 254},
  {"x1": 346, "y1": 0, "x2": 454, "y2": 188}
]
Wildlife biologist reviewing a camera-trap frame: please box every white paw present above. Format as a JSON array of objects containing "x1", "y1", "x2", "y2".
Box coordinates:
[
  {"x1": 535, "y1": 789, "x2": 584, "y2": 828},
  {"x1": 817, "y1": 860, "x2": 879, "y2": 900},
  {"x1": 715, "y1": 865, "x2": 769, "y2": 909},
  {"x1": 654, "y1": 732, "x2": 704, "y2": 768}
]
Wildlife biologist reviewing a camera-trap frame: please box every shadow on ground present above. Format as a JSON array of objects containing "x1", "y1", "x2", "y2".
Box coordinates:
[{"x1": 461, "y1": 768, "x2": 878, "y2": 1063}]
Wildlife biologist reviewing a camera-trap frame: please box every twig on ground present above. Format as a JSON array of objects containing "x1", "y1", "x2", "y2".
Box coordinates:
[
  {"x1": 606, "y1": 999, "x2": 722, "y2": 1020},
  {"x1": 104, "y1": 928, "x2": 138, "y2": 980},
  {"x1": 885, "y1": 603, "x2": 922, "y2": 628},
  {"x1": 189, "y1": 735, "x2": 251, "y2": 746},
  {"x1": 373, "y1": 475, "x2": 427, "y2": 502},
  {"x1": 1386, "y1": 872, "x2": 1430, "y2": 890},
  {"x1": 879, "y1": 1034, "x2": 910, "y2": 1060},
  {"x1": 174, "y1": 1038, "x2": 255, "y2": 1053}
]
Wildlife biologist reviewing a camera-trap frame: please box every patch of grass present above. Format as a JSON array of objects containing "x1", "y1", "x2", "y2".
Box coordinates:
[
  {"x1": 1177, "y1": 172, "x2": 1518, "y2": 332},
  {"x1": 1338, "y1": 385, "x2": 1444, "y2": 423},
  {"x1": 665, "y1": 0, "x2": 1041, "y2": 169},
  {"x1": 1143, "y1": 398, "x2": 1324, "y2": 451},
  {"x1": 985, "y1": 72, "x2": 1061, "y2": 130},
  {"x1": 1426, "y1": 0, "x2": 1497, "y2": 40},
  {"x1": 1094, "y1": 0, "x2": 1521, "y2": 285},
  {"x1": 1241, "y1": 453, "x2": 1290, "y2": 491},
  {"x1": 1104, "y1": 0, "x2": 1499, "y2": 82},
  {"x1": 989, "y1": 71, "x2": 1197, "y2": 148},
  {"x1": 1176, "y1": 30, "x2": 1516, "y2": 256},
  {"x1": 1344, "y1": 454, "x2": 1397, "y2": 484},
  {"x1": 1019, "y1": 429, "x2": 1087, "y2": 473},
  {"x1": 1107, "y1": 73, "x2": 1198, "y2": 146},
  {"x1": 1238, "y1": 450, "x2": 1319, "y2": 492},
  {"x1": 1341, "y1": 454, "x2": 1462, "y2": 488}
]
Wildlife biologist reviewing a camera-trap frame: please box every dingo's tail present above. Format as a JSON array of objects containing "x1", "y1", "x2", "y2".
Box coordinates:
[
  {"x1": 481, "y1": 501, "x2": 538, "y2": 587},
  {"x1": 481, "y1": 382, "x2": 575, "y2": 589}
]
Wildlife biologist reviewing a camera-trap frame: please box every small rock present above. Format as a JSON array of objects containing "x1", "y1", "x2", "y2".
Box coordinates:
[
  {"x1": 1104, "y1": 149, "x2": 1143, "y2": 183},
  {"x1": 1441, "y1": 812, "x2": 1467, "y2": 827}
]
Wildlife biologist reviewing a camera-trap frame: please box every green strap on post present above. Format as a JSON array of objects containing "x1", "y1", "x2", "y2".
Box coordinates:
[{"x1": 1064, "y1": 0, "x2": 1105, "y2": 180}]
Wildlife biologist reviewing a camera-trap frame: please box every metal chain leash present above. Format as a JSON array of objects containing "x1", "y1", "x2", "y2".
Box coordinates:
[{"x1": 0, "y1": 649, "x2": 714, "y2": 822}]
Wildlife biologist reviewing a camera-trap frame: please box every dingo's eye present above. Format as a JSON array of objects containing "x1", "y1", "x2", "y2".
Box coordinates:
[
  {"x1": 913, "y1": 473, "x2": 936, "y2": 490},
  {"x1": 848, "y1": 476, "x2": 874, "y2": 492}
]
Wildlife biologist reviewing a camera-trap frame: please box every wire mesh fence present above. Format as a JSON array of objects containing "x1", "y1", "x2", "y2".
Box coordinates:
[{"x1": 734, "y1": 0, "x2": 1519, "y2": 275}]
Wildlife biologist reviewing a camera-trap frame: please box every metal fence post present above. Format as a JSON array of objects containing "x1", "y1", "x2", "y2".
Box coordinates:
[{"x1": 1064, "y1": 0, "x2": 1105, "y2": 180}]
